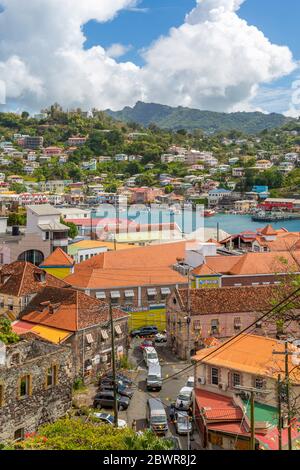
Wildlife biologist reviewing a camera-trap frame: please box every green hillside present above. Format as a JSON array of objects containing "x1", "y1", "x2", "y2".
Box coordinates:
[{"x1": 106, "y1": 101, "x2": 292, "y2": 134}]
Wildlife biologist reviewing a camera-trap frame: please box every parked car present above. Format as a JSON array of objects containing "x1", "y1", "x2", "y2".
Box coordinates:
[
  {"x1": 93, "y1": 391, "x2": 130, "y2": 411},
  {"x1": 140, "y1": 339, "x2": 154, "y2": 350},
  {"x1": 173, "y1": 410, "x2": 193, "y2": 435},
  {"x1": 146, "y1": 363, "x2": 162, "y2": 391},
  {"x1": 143, "y1": 346, "x2": 159, "y2": 367},
  {"x1": 155, "y1": 332, "x2": 167, "y2": 343},
  {"x1": 131, "y1": 326, "x2": 158, "y2": 338},
  {"x1": 99, "y1": 383, "x2": 134, "y2": 399},
  {"x1": 185, "y1": 376, "x2": 195, "y2": 389},
  {"x1": 100, "y1": 377, "x2": 125, "y2": 388},
  {"x1": 93, "y1": 412, "x2": 127, "y2": 429},
  {"x1": 175, "y1": 387, "x2": 193, "y2": 411},
  {"x1": 101, "y1": 372, "x2": 133, "y2": 386}
]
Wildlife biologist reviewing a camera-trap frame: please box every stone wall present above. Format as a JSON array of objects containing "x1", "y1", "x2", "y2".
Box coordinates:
[
  {"x1": 66, "y1": 317, "x2": 129, "y2": 382},
  {"x1": 0, "y1": 339, "x2": 73, "y2": 442}
]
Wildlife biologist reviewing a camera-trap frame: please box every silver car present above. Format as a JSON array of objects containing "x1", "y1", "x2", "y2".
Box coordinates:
[{"x1": 174, "y1": 411, "x2": 193, "y2": 435}]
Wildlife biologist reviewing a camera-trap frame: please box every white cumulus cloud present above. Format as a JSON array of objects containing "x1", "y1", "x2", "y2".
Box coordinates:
[
  {"x1": 0, "y1": 0, "x2": 297, "y2": 112},
  {"x1": 106, "y1": 43, "x2": 132, "y2": 59}
]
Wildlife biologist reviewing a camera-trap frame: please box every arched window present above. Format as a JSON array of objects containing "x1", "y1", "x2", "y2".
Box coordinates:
[{"x1": 18, "y1": 250, "x2": 44, "y2": 266}]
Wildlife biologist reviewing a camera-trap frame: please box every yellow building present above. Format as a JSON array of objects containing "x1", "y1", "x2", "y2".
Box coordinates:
[{"x1": 40, "y1": 248, "x2": 74, "y2": 279}]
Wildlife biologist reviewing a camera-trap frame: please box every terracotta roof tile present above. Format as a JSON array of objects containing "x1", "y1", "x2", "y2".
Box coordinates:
[
  {"x1": 21, "y1": 286, "x2": 127, "y2": 332},
  {"x1": 195, "y1": 389, "x2": 244, "y2": 422},
  {"x1": 0, "y1": 261, "x2": 68, "y2": 297},
  {"x1": 40, "y1": 248, "x2": 74, "y2": 267},
  {"x1": 192, "y1": 251, "x2": 300, "y2": 276},
  {"x1": 65, "y1": 242, "x2": 187, "y2": 289},
  {"x1": 177, "y1": 285, "x2": 283, "y2": 316},
  {"x1": 260, "y1": 224, "x2": 277, "y2": 236}
]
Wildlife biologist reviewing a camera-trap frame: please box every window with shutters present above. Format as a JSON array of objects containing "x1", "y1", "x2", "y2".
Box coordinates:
[
  {"x1": 211, "y1": 319, "x2": 219, "y2": 335},
  {"x1": 46, "y1": 365, "x2": 58, "y2": 388},
  {"x1": 232, "y1": 372, "x2": 241, "y2": 388},
  {"x1": 255, "y1": 377, "x2": 265, "y2": 390},
  {"x1": 19, "y1": 375, "x2": 31, "y2": 398},
  {"x1": 211, "y1": 367, "x2": 219, "y2": 386},
  {"x1": 234, "y1": 317, "x2": 241, "y2": 331}
]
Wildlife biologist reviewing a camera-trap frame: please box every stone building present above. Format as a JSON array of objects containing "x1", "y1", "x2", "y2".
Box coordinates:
[
  {"x1": 0, "y1": 337, "x2": 73, "y2": 442},
  {"x1": 18, "y1": 286, "x2": 129, "y2": 382},
  {"x1": 0, "y1": 261, "x2": 67, "y2": 321},
  {"x1": 166, "y1": 286, "x2": 300, "y2": 360}
]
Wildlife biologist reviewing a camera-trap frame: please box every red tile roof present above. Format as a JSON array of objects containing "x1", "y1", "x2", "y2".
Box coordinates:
[
  {"x1": 40, "y1": 248, "x2": 74, "y2": 267},
  {"x1": 260, "y1": 224, "x2": 277, "y2": 236},
  {"x1": 65, "y1": 242, "x2": 187, "y2": 289},
  {"x1": 192, "y1": 251, "x2": 300, "y2": 276},
  {"x1": 195, "y1": 389, "x2": 244, "y2": 422},
  {"x1": 175, "y1": 285, "x2": 281, "y2": 316},
  {"x1": 0, "y1": 261, "x2": 68, "y2": 297},
  {"x1": 21, "y1": 286, "x2": 127, "y2": 332}
]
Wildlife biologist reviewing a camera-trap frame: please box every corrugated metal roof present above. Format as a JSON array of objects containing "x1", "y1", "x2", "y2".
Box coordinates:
[{"x1": 31, "y1": 324, "x2": 72, "y2": 344}]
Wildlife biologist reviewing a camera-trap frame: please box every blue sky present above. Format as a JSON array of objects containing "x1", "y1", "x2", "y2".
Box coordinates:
[
  {"x1": 1, "y1": 0, "x2": 299, "y2": 114},
  {"x1": 84, "y1": 0, "x2": 300, "y2": 66}
]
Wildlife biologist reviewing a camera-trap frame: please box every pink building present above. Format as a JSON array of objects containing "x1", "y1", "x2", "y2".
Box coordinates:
[
  {"x1": 68, "y1": 136, "x2": 87, "y2": 146},
  {"x1": 129, "y1": 187, "x2": 162, "y2": 204},
  {"x1": 43, "y1": 146, "x2": 63, "y2": 156}
]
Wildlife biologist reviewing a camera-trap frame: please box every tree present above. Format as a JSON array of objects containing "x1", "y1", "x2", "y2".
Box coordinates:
[
  {"x1": 126, "y1": 161, "x2": 142, "y2": 176},
  {"x1": 7, "y1": 211, "x2": 26, "y2": 227},
  {"x1": 60, "y1": 218, "x2": 78, "y2": 239},
  {"x1": 0, "y1": 318, "x2": 19, "y2": 345},
  {"x1": 5, "y1": 418, "x2": 172, "y2": 450},
  {"x1": 10, "y1": 182, "x2": 27, "y2": 194},
  {"x1": 21, "y1": 111, "x2": 30, "y2": 120}
]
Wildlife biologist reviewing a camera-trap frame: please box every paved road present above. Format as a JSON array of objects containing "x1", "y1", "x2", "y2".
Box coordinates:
[{"x1": 119, "y1": 338, "x2": 201, "y2": 450}]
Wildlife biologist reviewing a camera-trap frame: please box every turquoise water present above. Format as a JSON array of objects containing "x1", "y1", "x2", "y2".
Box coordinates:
[
  {"x1": 202, "y1": 213, "x2": 300, "y2": 234},
  {"x1": 93, "y1": 206, "x2": 300, "y2": 235}
]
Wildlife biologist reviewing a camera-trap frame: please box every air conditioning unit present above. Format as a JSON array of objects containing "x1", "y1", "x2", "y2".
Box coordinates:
[{"x1": 198, "y1": 376, "x2": 206, "y2": 385}]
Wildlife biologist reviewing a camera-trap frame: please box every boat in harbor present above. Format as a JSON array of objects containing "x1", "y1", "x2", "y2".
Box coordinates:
[
  {"x1": 251, "y1": 210, "x2": 294, "y2": 222},
  {"x1": 204, "y1": 209, "x2": 216, "y2": 217}
]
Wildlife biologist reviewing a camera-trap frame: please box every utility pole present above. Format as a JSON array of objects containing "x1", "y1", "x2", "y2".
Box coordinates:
[
  {"x1": 187, "y1": 414, "x2": 191, "y2": 451},
  {"x1": 186, "y1": 269, "x2": 192, "y2": 362},
  {"x1": 277, "y1": 374, "x2": 282, "y2": 451},
  {"x1": 273, "y1": 341, "x2": 293, "y2": 451},
  {"x1": 250, "y1": 390, "x2": 255, "y2": 450},
  {"x1": 235, "y1": 385, "x2": 271, "y2": 451},
  {"x1": 109, "y1": 301, "x2": 118, "y2": 428}
]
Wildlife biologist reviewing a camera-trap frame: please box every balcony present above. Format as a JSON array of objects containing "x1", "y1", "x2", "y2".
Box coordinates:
[{"x1": 52, "y1": 238, "x2": 68, "y2": 247}]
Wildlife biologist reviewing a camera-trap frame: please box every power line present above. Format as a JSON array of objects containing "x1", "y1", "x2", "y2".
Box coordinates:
[{"x1": 162, "y1": 284, "x2": 300, "y2": 384}]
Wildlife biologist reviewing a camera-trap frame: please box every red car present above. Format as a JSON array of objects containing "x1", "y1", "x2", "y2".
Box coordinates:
[{"x1": 140, "y1": 339, "x2": 154, "y2": 350}]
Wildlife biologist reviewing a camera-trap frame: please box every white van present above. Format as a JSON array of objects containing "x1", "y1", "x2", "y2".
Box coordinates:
[
  {"x1": 147, "y1": 364, "x2": 162, "y2": 391},
  {"x1": 175, "y1": 386, "x2": 193, "y2": 411},
  {"x1": 143, "y1": 347, "x2": 159, "y2": 367},
  {"x1": 146, "y1": 398, "x2": 168, "y2": 435}
]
